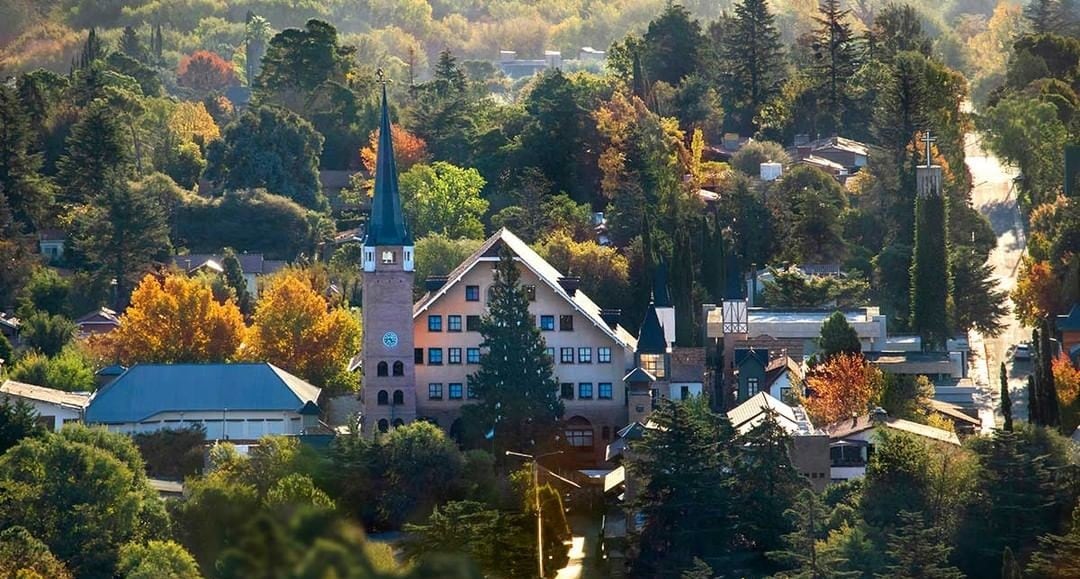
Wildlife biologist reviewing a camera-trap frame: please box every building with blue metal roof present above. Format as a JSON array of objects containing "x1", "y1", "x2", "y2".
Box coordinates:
[{"x1": 85, "y1": 363, "x2": 322, "y2": 442}]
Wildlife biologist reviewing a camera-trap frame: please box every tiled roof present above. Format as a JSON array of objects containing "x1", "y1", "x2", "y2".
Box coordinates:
[
  {"x1": 413, "y1": 228, "x2": 637, "y2": 351},
  {"x1": 1, "y1": 380, "x2": 91, "y2": 410},
  {"x1": 85, "y1": 363, "x2": 321, "y2": 424}
]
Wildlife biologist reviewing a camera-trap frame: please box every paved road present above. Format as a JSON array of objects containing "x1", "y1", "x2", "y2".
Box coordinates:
[{"x1": 965, "y1": 131, "x2": 1029, "y2": 423}]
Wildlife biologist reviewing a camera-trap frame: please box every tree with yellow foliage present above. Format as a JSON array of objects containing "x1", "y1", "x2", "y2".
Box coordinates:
[
  {"x1": 801, "y1": 352, "x2": 885, "y2": 426},
  {"x1": 247, "y1": 269, "x2": 361, "y2": 392},
  {"x1": 168, "y1": 101, "x2": 220, "y2": 145},
  {"x1": 113, "y1": 274, "x2": 246, "y2": 365}
]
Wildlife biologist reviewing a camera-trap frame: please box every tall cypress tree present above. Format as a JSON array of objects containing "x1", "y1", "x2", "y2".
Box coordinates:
[
  {"x1": 909, "y1": 176, "x2": 950, "y2": 351},
  {"x1": 722, "y1": 0, "x2": 785, "y2": 133},
  {"x1": 671, "y1": 228, "x2": 697, "y2": 347},
  {"x1": 222, "y1": 249, "x2": 252, "y2": 317},
  {"x1": 467, "y1": 245, "x2": 562, "y2": 453},
  {"x1": 1031, "y1": 322, "x2": 1060, "y2": 428},
  {"x1": 1001, "y1": 362, "x2": 1013, "y2": 432},
  {"x1": 811, "y1": 0, "x2": 859, "y2": 136}
]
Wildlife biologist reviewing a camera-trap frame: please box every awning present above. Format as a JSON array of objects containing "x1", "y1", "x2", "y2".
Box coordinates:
[{"x1": 604, "y1": 465, "x2": 626, "y2": 493}]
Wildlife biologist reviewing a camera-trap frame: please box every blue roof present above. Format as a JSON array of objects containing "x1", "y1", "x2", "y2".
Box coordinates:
[
  {"x1": 85, "y1": 363, "x2": 321, "y2": 424},
  {"x1": 1059, "y1": 304, "x2": 1080, "y2": 331}
]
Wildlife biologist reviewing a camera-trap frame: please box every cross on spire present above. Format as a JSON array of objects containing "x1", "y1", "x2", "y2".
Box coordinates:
[
  {"x1": 921, "y1": 129, "x2": 936, "y2": 168},
  {"x1": 375, "y1": 67, "x2": 388, "y2": 86}
]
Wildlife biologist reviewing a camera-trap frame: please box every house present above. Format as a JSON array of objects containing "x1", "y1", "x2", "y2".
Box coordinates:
[
  {"x1": 1058, "y1": 304, "x2": 1080, "y2": 366},
  {"x1": 705, "y1": 306, "x2": 889, "y2": 361},
  {"x1": 38, "y1": 229, "x2": 66, "y2": 262},
  {"x1": 864, "y1": 351, "x2": 966, "y2": 385},
  {"x1": 84, "y1": 363, "x2": 323, "y2": 442},
  {"x1": 795, "y1": 155, "x2": 849, "y2": 180},
  {"x1": 1, "y1": 379, "x2": 90, "y2": 430},
  {"x1": 171, "y1": 253, "x2": 287, "y2": 297},
  {"x1": 0, "y1": 313, "x2": 20, "y2": 346},
  {"x1": 727, "y1": 392, "x2": 830, "y2": 492},
  {"x1": 733, "y1": 348, "x2": 770, "y2": 402},
  {"x1": 790, "y1": 136, "x2": 871, "y2": 172},
  {"x1": 824, "y1": 409, "x2": 960, "y2": 483},
  {"x1": 764, "y1": 355, "x2": 804, "y2": 403},
  {"x1": 410, "y1": 228, "x2": 640, "y2": 464},
  {"x1": 928, "y1": 399, "x2": 982, "y2": 436},
  {"x1": 75, "y1": 307, "x2": 121, "y2": 337}
]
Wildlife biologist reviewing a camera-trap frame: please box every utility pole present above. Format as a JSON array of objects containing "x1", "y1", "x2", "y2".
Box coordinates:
[{"x1": 506, "y1": 450, "x2": 562, "y2": 578}]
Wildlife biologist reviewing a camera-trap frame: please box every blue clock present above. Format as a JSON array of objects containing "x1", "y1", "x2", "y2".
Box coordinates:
[{"x1": 381, "y1": 331, "x2": 399, "y2": 349}]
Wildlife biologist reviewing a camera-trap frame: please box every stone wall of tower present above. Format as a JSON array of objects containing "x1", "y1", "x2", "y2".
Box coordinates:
[
  {"x1": 361, "y1": 245, "x2": 416, "y2": 434},
  {"x1": 917, "y1": 165, "x2": 943, "y2": 198}
]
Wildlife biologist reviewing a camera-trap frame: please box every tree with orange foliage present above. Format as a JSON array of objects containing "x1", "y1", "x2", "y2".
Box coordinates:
[
  {"x1": 247, "y1": 269, "x2": 361, "y2": 392},
  {"x1": 360, "y1": 123, "x2": 428, "y2": 174},
  {"x1": 1012, "y1": 259, "x2": 1063, "y2": 327},
  {"x1": 801, "y1": 352, "x2": 885, "y2": 426},
  {"x1": 112, "y1": 274, "x2": 247, "y2": 365},
  {"x1": 178, "y1": 50, "x2": 237, "y2": 93},
  {"x1": 1053, "y1": 355, "x2": 1080, "y2": 432}
]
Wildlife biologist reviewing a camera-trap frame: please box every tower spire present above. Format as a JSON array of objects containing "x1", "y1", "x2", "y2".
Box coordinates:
[{"x1": 365, "y1": 71, "x2": 412, "y2": 247}]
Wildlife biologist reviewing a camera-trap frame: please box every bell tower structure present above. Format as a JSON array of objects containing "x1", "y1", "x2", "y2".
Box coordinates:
[{"x1": 361, "y1": 78, "x2": 416, "y2": 434}]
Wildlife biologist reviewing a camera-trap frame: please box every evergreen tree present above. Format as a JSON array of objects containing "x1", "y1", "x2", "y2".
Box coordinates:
[
  {"x1": 1001, "y1": 362, "x2": 1013, "y2": 432},
  {"x1": 1027, "y1": 505, "x2": 1080, "y2": 578},
  {"x1": 244, "y1": 13, "x2": 272, "y2": 87},
  {"x1": 75, "y1": 28, "x2": 106, "y2": 71},
  {"x1": 641, "y1": 3, "x2": 705, "y2": 86},
  {"x1": 818, "y1": 311, "x2": 861, "y2": 360},
  {"x1": 879, "y1": 511, "x2": 964, "y2": 579},
  {"x1": 811, "y1": 0, "x2": 859, "y2": 136},
  {"x1": 70, "y1": 177, "x2": 171, "y2": 307},
  {"x1": 872, "y1": 54, "x2": 928, "y2": 241},
  {"x1": 1025, "y1": 0, "x2": 1062, "y2": 34},
  {"x1": 909, "y1": 175, "x2": 951, "y2": 351},
  {"x1": 119, "y1": 26, "x2": 148, "y2": 63},
  {"x1": 467, "y1": 245, "x2": 562, "y2": 453},
  {"x1": 1031, "y1": 322, "x2": 1060, "y2": 428},
  {"x1": 671, "y1": 228, "x2": 697, "y2": 347},
  {"x1": 870, "y1": 4, "x2": 932, "y2": 61},
  {"x1": 769, "y1": 489, "x2": 859, "y2": 578},
  {"x1": 722, "y1": 0, "x2": 785, "y2": 132},
  {"x1": 151, "y1": 24, "x2": 164, "y2": 65},
  {"x1": 701, "y1": 219, "x2": 728, "y2": 304},
  {"x1": 0, "y1": 83, "x2": 52, "y2": 231},
  {"x1": 222, "y1": 248, "x2": 252, "y2": 317},
  {"x1": 56, "y1": 102, "x2": 133, "y2": 205},
  {"x1": 631, "y1": 399, "x2": 735, "y2": 576},
  {"x1": 411, "y1": 50, "x2": 477, "y2": 166},
  {"x1": 951, "y1": 250, "x2": 1008, "y2": 336},
  {"x1": 0, "y1": 397, "x2": 44, "y2": 455},
  {"x1": 733, "y1": 411, "x2": 808, "y2": 568},
  {"x1": 1002, "y1": 547, "x2": 1022, "y2": 579}
]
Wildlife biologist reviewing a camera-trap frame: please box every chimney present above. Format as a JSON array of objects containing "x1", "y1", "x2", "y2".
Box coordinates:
[
  {"x1": 600, "y1": 309, "x2": 621, "y2": 328},
  {"x1": 558, "y1": 276, "x2": 581, "y2": 296},
  {"x1": 425, "y1": 275, "x2": 449, "y2": 292}
]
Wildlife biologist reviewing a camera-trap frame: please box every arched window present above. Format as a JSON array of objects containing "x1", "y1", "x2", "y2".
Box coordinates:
[
  {"x1": 393, "y1": 390, "x2": 405, "y2": 405},
  {"x1": 377, "y1": 390, "x2": 389, "y2": 405},
  {"x1": 564, "y1": 416, "x2": 594, "y2": 451},
  {"x1": 392, "y1": 418, "x2": 405, "y2": 428},
  {"x1": 393, "y1": 361, "x2": 404, "y2": 376},
  {"x1": 377, "y1": 419, "x2": 389, "y2": 433},
  {"x1": 376, "y1": 361, "x2": 388, "y2": 377}
]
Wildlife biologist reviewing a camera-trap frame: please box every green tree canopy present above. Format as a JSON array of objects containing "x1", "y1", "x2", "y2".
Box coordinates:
[
  {"x1": 400, "y1": 162, "x2": 488, "y2": 239},
  {"x1": 818, "y1": 311, "x2": 862, "y2": 359}
]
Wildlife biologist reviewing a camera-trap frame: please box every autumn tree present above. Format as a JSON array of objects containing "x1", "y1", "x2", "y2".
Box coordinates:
[
  {"x1": 801, "y1": 352, "x2": 884, "y2": 425},
  {"x1": 1012, "y1": 259, "x2": 1063, "y2": 326},
  {"x1": 178, "y1": 50, "x2": 237, "y2": 94},
  {"x1": 535, "y1": 231, "x2": 631, "y2": 312},
  {"x1": 247, "y1": 269, "x2": 361, "y2": 392},
  {"x1": 112, "y1": 274, "x2": 246, "y2": 365},
  {"x1": 169, "y1": 101, "x2": 221, "y2": 145},
  {"x1": 360, "y1": 123, "x2": 429, "y2": 174},
  {"x1": 1053, "y1": 355, "x2": 1080, "y2": 432}
]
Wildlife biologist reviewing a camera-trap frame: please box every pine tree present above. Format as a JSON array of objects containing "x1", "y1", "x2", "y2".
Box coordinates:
[
  {"x1": 879, "y1": 511, "x2": 964, "y2": 578},
  {"x1": 467, "y1": 245, "x2": 562, "y2": 453},
  {"x1": 769, "y1": 489, "x2": 859, "y2": 578},
  {"x1": 1001, "y1": 362, "x2": 1013, "y2": 432},
  {"x1": 56, "y1": 102, "x2": 133, "y2": 205},
  {"x1": 222, "y1": 249, "x2": 252, "y2": 317},
  {"x1": 0, "y1": 84, "x2": 52, "y2": 231},
  {"x1": 733, "y1": 411, "x2": 807, "y2": 562},
  {"x1": 873, "y1": 54, "x2": 928, "y2": 241},
  {"x1": 723, "y1": 0, "x2": 786, "y2": 132},
  {"x1": 811, "y1": 0, "x2": 859, "y2": 136},
  {"x1": 76, "y1": 28, "x2": 105, "y2": 71},
  {"x1": 671, "y1": 228, "x2": 697, "y2": 347},
  {"x1": 119, "y1": 26, "x2": 148, "y2": 63},
  {"x1": 1025, "y1": 0, "x2": 1061, "y2": 34},
  {"x1": 818, "y1": 311, "x2": 862, "y2": 360},
  {"x1": 909, "y1": 179, "x2": 951, "y2": 351}
]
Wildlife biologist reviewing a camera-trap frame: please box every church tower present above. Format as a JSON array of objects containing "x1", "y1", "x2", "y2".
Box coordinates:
[
  {"x1": 909, "y1": 130, "x2": 951, "y2": 351},
  {"x1": 361, "y1": 81, "x2": 417, "y2": 434}
]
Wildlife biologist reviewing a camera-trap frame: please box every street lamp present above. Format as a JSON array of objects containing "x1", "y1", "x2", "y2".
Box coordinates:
[{"x1": 506, "y1": 449, "x2": 563, "y2": 578}]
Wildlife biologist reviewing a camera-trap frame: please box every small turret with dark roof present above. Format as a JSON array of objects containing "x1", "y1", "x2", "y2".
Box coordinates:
[
  {"x1": 364, "y1": 82, "x2": 412, "y2": 247},
  {"x1": 636, "y1": 298, "x2": 668, "y2": 355}
]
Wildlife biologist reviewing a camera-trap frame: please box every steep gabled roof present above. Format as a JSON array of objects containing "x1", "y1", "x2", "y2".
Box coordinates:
[
  {"x1": 85, "y1": 363, "x2": 321, "y2": 424},
  {"x1": 727, "y1": 392, "x2": 812, "y2": 435},
  {"x1": 364, "y1": 84, "x2": 412, "y2": 247},
  {"x1": 413, "y1": 228, "x2": 637, "y2": 351},
  {"x1": 636, "y1": 302, "x2": 667, "y2": 354}
]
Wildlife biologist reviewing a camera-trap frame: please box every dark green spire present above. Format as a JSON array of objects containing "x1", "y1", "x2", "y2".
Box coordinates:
[
  {"x1": 365, "y1": 82, "x2": 412, "y2": 247},
  {"x1": 653, "y1": 261, "x2": 671, "y2": 308},
  {"x1": 637, "y1": 299, "x2": 667, "y2": 354}
]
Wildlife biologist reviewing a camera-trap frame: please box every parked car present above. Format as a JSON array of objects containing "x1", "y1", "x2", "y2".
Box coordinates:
[{"x1": 1012, "y1": 342, "x2": 1031, "y2": 361}]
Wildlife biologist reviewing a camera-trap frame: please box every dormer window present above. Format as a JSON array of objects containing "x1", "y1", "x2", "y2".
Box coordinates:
[{"x1": 382, "y1": 250, "x2": 396, "y2": 264}]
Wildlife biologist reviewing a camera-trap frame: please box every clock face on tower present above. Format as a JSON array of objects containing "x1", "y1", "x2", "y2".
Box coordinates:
[{"x1": 381, "y1": 331, "x2": 399, "y2": 349}]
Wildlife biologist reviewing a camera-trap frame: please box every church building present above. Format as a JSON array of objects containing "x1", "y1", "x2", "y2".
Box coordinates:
[{"x1": 359, "y1": 89, "x2": 703, "y2": 463}]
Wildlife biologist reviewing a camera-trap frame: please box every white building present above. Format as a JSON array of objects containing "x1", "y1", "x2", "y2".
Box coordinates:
[
  {"x1": 824, "y1": 410, "x2": 960, "y2": 483},
  {"x1": 1, "y1": 380, "x2": 90, "y2": 430}
]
